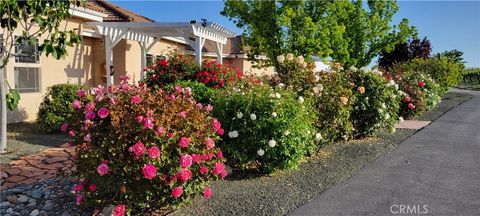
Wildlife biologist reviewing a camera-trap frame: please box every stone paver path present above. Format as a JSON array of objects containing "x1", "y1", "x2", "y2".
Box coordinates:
[
  {"x1": 395, "y1": 120, "x2": 431, "y2": 129},
  {"x1": 0, "y1": 144, "x2": 75, "y2": 190}
]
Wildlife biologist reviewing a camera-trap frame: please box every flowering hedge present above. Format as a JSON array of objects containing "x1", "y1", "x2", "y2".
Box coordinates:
[
  {"x1": 62, "y1": 76, "x2": 227, "y2": 214},
  {"x1": 387, "y1": 66, "x2": 441, "y2": 119},
  {"x1": 211, "y1": 84, "x2": 318, "y2": 173},
  {"x1": 314, "y1": 71, "x2": 355, "y2": 144},
  {"x1": 144, "y1": 54, "x2": 243, "y2": 89},
  {"x1": 346, "y1": 69, "x2": 401, "y2": 137}
]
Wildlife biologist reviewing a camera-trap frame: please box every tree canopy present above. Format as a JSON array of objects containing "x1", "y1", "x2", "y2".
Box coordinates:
[
  {"x1": 222, "y1": 0, "x2": 416, "y2": 68},
  {"x1": 378, "y1": 37, "x2": 431, "y2": 70}
]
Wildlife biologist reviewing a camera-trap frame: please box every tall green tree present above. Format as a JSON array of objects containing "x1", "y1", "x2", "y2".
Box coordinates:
[
  {"x1": 222, "y1": 0, "x2": 416, "y2": 68},
  {"x1": 0, "y1": 0, "x2": 82, "y2": 153}
]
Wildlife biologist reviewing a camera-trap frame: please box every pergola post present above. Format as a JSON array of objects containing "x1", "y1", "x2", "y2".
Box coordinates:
[
  {"x1": 104, "y1": 36, "x2": 113, "y2": 87},
  {"x1": 195, "y1": 36, "x2": 206, "y2": 65},
  {"x1": 139, "y1": 44, "x2": 146, "y2": 80},
  {"x1": 216, "y1": 42, "x2": 223, "y2": 64}
]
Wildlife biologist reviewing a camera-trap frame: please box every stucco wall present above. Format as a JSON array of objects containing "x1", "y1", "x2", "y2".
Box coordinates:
[{"x1": 5, "y1": 17, "x2": 94, "y2": 123}]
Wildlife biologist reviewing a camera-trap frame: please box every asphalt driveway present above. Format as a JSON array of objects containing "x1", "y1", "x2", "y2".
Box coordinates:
[{"x1": 290, "y1": 89, "x2": 480, "y2": 215}]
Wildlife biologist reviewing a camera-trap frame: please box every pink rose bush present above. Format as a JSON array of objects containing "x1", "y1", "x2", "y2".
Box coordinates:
[{"x1": 63, "y1": 76, "x2": 227, "y2": 214}]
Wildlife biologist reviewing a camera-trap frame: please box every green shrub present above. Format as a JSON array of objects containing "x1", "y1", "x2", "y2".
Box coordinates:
[
  {"x1": 212, "y1": 84, "x2": 318, "y2": 173},
  {"x1": 37, "y1": 83, "x2": 81, "y2": 132},
  {"x1": 387, "y1": 66, "x2": 442, "y2": 118},
  {"x1": 64, "y1": 76, "x2": 226, "y2": 214},
  {"x1": 165, "y1": 80, "x2": 218, "y2": 105},
  {"x1": 315, "y1": 72, "x2": 355, "y2": 144},
  {"x1": 401, "y1": 57, "x2": 462, "y2": 93},
  {"x1": 346, "y1": 70, "x2": 401, "y2": 137}
]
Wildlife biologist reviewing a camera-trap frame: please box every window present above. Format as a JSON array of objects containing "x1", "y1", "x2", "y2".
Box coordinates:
[
  {"x1": 14, "y1": 67, "x2": 40, "y2": 93},
  {"x1": 14, "y1": 36, "x2": 40, "y2": 63},
  {"x1": 146, "y1": 54, "x2": 166, "y2": 65}
]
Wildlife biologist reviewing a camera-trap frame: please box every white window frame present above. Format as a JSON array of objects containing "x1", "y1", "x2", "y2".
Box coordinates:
[
  {"x1": 146, "y1": 53, "x2": 167, "y2": 66},
  {"x1": 13, "y1": 35, "x2": 41, "y2": 93}
]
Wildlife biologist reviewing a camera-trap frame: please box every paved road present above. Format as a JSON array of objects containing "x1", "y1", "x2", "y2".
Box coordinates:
[{"x1": 290, "y1": 89, "x2": 480, "y2": 216}]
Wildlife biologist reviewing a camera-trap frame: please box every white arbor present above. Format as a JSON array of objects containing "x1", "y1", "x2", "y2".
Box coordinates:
[{"x1": 87, "y1": 21, "x2": 237, "y2": 86}]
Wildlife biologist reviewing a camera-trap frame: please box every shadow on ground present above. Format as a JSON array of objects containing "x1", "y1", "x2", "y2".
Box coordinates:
[{"x1": 1, "y1": 122, "x2": 67, "y2": 164}]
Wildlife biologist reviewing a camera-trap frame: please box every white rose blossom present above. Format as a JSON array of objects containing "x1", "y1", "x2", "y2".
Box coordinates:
[
  {"x1": 398, "y1": 117, "x2": 404, "y2": 123},
  {"x1": 277, "y1": 55, "x2": 285, "y2": 64},
  {"x1": 237, "y1": 112, "x2": 243, "y2": 119},
  {"x1": 275, "y1": 93, "x2": 281, "y2": 99},
  {"x1": 298, "y1": 96, "x2": 304, "y2": 104},
  {"x1": 286, "y1": 53, "x2": 294, "y2": 61},
  {"x1": 296, "y1": 55, "x2": 304, "y2": 64},
  {"x1": 257, "y1": 149, "x2": 265, "y2": 156},
  {"x1": 315, "y1": 132, "x2": 323, "y2": 141},
  {"x1": 228, "y1": 131, "x2": 239, "y2": 138},
  {"x1": 250, "y1": 113, "x2": 257, "y2": 120},
  {"x1": 268, "y1": 140, "x2": 277, "y2": 147},
  {"x1": 284, "y1": 130, "x2": 290, "y2": 136},
  {"x1": 272, "y1": 112, "x2": 277, "y2": 118},
  {"x1": 277, "y1": 83, "x2": 285, "y2": 88}
]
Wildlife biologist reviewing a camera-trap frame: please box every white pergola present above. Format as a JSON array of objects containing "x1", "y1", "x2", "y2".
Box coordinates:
[{"x1": 86, "y1": 21, "x2": 237, "y2": 86}]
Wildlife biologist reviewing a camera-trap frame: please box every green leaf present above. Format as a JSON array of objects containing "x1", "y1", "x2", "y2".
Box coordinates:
[{"x1": 6, "y1": 89, "x2": 21, "y2": 111}]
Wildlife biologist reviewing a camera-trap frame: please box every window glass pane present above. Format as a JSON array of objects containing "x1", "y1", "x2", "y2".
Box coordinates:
[
  {"x1": 155, "y1": 55, "x2": 166, "y2": 62},
  {"x1": 14, "y1": 67, "x2": 40, "y2": 93},
  {"x1": 14, "y1": 37, "x2": 39, "y2": 63},
  {"x1": 146, "y1": 54, "x2": 154, "y2": 65}
]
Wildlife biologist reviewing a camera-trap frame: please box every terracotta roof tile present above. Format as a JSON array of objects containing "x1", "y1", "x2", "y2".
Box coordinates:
[{"x1": 86, "y1": 0, "x2": 155, "y2": 22}]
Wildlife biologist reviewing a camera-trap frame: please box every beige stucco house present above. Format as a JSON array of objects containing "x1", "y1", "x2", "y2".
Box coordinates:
[{"x1": 3, "y1": 1, "x2": 274, "y2": 123}]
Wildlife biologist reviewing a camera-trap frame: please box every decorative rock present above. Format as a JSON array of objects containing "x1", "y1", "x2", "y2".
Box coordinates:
[
  {"x1": 17, "y1": 195, "x2": 29, "y2": 203},
  {"x1": 31, "y1": 190, "x2": 42, "y2": 199},
  {"x1": 43, "y1": 202, "x2": 54, "y2": 211},
  {"x1": 0, "y1": 201, "x2": 11, "y2": 208},
  {"x1": 29, "y1": 209, "x2": 39, "y2": 216},
  {"x1": 6, "y1": 195, "x2": 17, "y2": 203}
]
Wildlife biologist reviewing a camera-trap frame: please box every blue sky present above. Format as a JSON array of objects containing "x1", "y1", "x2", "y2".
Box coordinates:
[{"x1": 113, "y1": 0, "x2": 480, "y2": 68}]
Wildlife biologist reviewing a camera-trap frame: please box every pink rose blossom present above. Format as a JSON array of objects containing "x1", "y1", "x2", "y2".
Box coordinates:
[
  {"x1": 85, "y1": 111, "x2": 96, "y2": 120},
  {"x1": 203, "y1": 187, "x2": 213, "y2": 199},
  {"x1": 76, "y1": 194, "x2": 83, "y2": 205},
  {"x1": 95, "y1": 93, "x2": 104, "y2": 102},
  {"x1": 175, "y1": 86, "x2": 183, "y2": 93},
  {"x1": 178, "y1": 111, "x2": 187, "y2": 118},
  {"x1": 213, "y1": 162, "x2": 226, "y2": 175},
  {"x1": 129, "y1": 141, "x2": 146, "y2": 158},
  {"x1": 202, "y1": 153, "x2": 214, "y2": 161},
  {"x1": 109, "y1": 97, "x2": 118, "y2": 106},
  {"x1": 143, "y1": 118, "x2": 154, "y2": 129},
  {"x1": 135, "y1": 115, "x2": 144, "y2": 122},
  {"x1": 204, "y1": 138, "x2": 215, "y2": 150},
  {"x1": 168, "y1": 132, "x2": 175, "y2": 138},
  {"x1": 120, "y1": 75, "x2": 130, "y2": 82},
  {"x1": 148, "y1": 146, "x2": 160, "y2": 159},
  {"x1": 155, "y1": 126, "x2": 165, "y2": 136},
  {"x1": 89, "y1": 183, "x2": 96, "y2": 192},
  {"x1": 146, "y1": 109, "x2": 154, "y2": 117},
  {"x1": 200, "y1": 166, "x2": 208, "y2": 175},
  {"x1": 85, "y1": 102, "x2": 95, "y2": 112},
  {"x1": 97, "y1": 162, "x2": 109, "y2": 176},
  {"x1": 196, "y1": 103, "x2": 203, "y2": 110},
  {"x1": 178, "y1": 137, "x2": 190, "y2": 148},
  {"x1": 73, "y1": 184, "x2": 83, "y2": 192},
  {"x1": 185, "y1": 87, "x2": 192, "y2": 96},
  {"x1": 177, "y1": 169, "x2": 192, "y2": 182},
  {"x1": 167, "y1": 94, "x2": 176, "y2": 101},
  {"x1": 83, "y1": 134, "x2": 91, "y2": 142},
  {"x1": 142, "y1": 164, "x2": 157, "y2": 179},
  {"x1": 72, "y1": 100, "x2": 82, "y2": 109},
  {"x1": 216, "y1": 151, "x2": 223, "y2": 159},
  {"x1": 192, "y1": 154, "x2": 202, "y2": 164},
  {"x1": 211, "y1": 119, "x2": 221, "y2": 131},
  {"x1": 218, "y1": 128, "x2": 225, "y2": 136},
  {"x1": 68, "y1": 130, "x2": 76, "y2": 137},
  {"x1": 108, "y1": 85, "x2": 118, "y2": 94},
  {"x1": 205, "y1": 104, "x2": 213, "y2": 112},
  {"x1": 180, "y1": 154, "x2": 193, "y2": 168},
  {"x1": 172, "y1": 186, "x2": 183, "y2": 199},
  {"x1": 77, "y1": 89, "x2": 86, "y2": 98},
  {"x1": 113, "y1": 204, "x2": 126, "y2": 216},
  {"x1": 60, "y1": 123, "x2": 69, "y2": 132},
  {"x1": 131, "y1": 95, "x2": 142, "y2": 104},
  {"x1": 98, "y1": 107, "x2": 110, "y2": 119}
]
